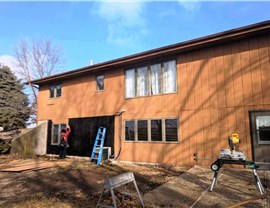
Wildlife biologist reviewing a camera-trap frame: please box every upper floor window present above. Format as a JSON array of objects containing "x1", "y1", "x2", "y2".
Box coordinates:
[
  {"x1": 49, "y1": 84, "x2": 62, "y2": 98},
  {"x1": 125, "y1": 60, "x2": 176, "y2": 98},
  {"x1": 96, "y1": 75, "x2": 104, "y2": 91}
]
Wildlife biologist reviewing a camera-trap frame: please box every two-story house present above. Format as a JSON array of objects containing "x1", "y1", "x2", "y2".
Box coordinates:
[{"x1": 30, "y1": 20, "x2": 270, "y2": 166}]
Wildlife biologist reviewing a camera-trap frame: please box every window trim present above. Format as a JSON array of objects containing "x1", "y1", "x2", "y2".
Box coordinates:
[
  {"x1": 51, "y1": 123, "x2": 66, "y2": 145},
  {"x1": 124, "y1": 59, "x2": 177, "y2": 99},
  {"x1": 255, "y1": 115, "x2": 270, "y2": 145},
  {"x1": 124, "y1": 117, "x2": 179, "y2": 143}
]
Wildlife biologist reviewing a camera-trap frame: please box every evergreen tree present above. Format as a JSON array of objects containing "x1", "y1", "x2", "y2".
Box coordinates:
[{"x1": 0, "y1": 65, "x2": 30, "y2": 130}]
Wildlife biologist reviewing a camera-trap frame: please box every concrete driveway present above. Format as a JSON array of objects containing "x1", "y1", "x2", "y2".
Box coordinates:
[{"x1": 143, "y1": 166, "x2": 269, "y2": 208}]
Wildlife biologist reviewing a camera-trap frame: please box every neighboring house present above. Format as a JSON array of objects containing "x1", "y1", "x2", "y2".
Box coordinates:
[{"x1": 30, "y1": 20, "x2": 270, "y2": 165}]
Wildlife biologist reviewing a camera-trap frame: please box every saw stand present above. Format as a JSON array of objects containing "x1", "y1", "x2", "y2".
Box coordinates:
[{"x1": 210, "y1": 159, "x2": 265, "y2": 195}]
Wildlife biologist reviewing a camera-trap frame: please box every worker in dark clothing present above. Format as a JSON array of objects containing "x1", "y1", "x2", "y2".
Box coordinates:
[{"x1": 59, "y1": 124, "x2": 71, "y2": 159}]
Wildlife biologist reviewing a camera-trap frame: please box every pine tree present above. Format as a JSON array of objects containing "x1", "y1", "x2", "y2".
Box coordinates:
[{"x1": 0, "y1": 66, "x2": 30, "y2": 130}]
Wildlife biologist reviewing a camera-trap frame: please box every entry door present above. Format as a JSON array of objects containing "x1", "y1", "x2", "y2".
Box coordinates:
[{"x1": 249, "y1": 111, "x2": 270, "y2": 162}]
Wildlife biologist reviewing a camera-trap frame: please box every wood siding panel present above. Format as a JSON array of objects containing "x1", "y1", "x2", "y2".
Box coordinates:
[
  {"x1": 215, "y1": 46, "x2": 226, "y2": 108},
  {"x1": 248, "y1": 37, "x2": 263, "y2": 105},
  {"x1": 180, "y1": 110, "x2": 190, "y2": 165},
  {"x1": 192, "y1": 50, "x2": 203, "y2": 110},
  {"x1": 222, "y1": 44, "x2": 235, "y2": 107},
  {"x1": 258, "y1": 35, "x2": 270, "y2": 104},
  {"x1": 211, "y1": 109, "x2": 220, "y2": 158},
  {"x1": 178, "y1": 54, "x2": 188, "y2": 110},
  {"x1": 184, "y1": 53, "x2": 195, "y2": 109},
  {"x1": 200, "y1": 50, "x2": 210, "y2": 109},
  {"x1": 231, "y1": 42, "x2": 244, "y2": 106},
  {"x1": 239, "y1": 40, "x2": 253, "y2": 106},
  {"x1": 207, "y1": 48, "x2": 218, "y2": 108},
  {"x1": 202, "y1": 109, "x2": 211, "y2": 165}
]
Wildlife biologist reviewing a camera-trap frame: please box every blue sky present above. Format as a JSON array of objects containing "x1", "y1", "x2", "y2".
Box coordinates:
[{"x1": 0, "y1": 1, "x2": 270, "y2": 76}]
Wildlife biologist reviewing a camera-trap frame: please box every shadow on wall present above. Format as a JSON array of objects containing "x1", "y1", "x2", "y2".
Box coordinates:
[{"x1": 10, "y1": 121, "x2": 48, "y2": 156}]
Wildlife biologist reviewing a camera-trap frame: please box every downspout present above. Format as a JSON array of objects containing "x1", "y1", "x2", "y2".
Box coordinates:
[{"x1": 114, "y1": 109, "x2": 126, "y2": 160}]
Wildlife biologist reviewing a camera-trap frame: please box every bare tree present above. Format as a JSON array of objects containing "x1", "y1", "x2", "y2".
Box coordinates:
[{"x1": 14, "y1": 38, "x2": 64, "y2": 122}]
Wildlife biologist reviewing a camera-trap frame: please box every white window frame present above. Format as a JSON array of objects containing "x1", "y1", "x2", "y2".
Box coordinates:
[
  {"x1": 124, "y1": 59, "x2": 177, "y2": 99},
  {"x1": 51, "y1": 123, "x2": 66, "y2": 145},
  {"x1": 255, "y1": 116, "x2": 270, "y2": 145}
]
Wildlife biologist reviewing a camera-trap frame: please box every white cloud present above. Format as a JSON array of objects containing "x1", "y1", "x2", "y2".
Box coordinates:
[
  {"x1": 0, "y1": 55, "x2": 22, "y2": 79},
  {"x1": 177, "y1": 0, "x2": 202, "y2": 11},
  {"x1": 95, "y1": 1, "x2": 147, "y2": 47}
]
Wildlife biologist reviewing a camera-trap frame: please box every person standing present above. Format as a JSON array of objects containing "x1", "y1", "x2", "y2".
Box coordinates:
[{"x1": 59, "y1": 124, "x2": 71, "y2": 159}]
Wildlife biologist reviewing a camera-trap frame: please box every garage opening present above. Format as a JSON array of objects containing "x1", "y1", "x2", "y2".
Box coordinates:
[{"x1": 46, "y1": 116, "x2": 115, "y2": 157}]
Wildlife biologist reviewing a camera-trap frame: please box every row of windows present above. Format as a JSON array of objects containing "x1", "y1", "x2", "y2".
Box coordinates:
[
  {"x1": 49, "y1": 75, "x2": 104, "y2": 98},
  {"x1": 125, "y1": 60, "x2": 177, "y2": 98},
  {"x1": 125, "y1": 118, "x2": 178, "y2": 142}
]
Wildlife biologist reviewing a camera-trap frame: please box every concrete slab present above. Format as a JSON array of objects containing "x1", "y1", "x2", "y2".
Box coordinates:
[{"x1": 143, "y1": 166, "x2": 269, "y2": 207}]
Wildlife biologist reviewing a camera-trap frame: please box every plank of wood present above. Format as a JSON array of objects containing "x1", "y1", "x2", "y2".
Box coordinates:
[
  {"x1": 0, "y1": 161, "x2": 69, "y2": 172},
  {"x1": 225, "y1": 195, "x2": 267, "y2": 208}
]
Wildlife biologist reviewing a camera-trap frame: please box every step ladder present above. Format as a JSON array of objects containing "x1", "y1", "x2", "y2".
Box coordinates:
[{"x1": 90, "y1": 127, "x2": 107, "y2": 165}]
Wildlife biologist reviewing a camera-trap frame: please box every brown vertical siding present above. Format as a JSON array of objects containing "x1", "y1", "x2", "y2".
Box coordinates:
[{"x1": 37, "y1": 33, "x2": 270, "y2": 166}]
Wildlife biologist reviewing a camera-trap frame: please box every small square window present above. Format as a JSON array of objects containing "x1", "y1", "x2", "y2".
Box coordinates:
[
  {"x1": 138, "y1": 120, "x2": 148, "y2": 141},
  {"x1": 49, "y1": 84, "x2": 62, "y2": 98},
  {"x1": 96, "y1": 75, "x2": 104, "y2": 91},
  {"x1": 165, "y1": 119, "x2": 178, "y2": 142},
  {"x1": 125, "y1": 121, "x2": 135, "y2": 141}
]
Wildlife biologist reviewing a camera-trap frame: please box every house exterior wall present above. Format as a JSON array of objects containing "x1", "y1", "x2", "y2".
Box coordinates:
[{"x1": 37, "y1": 33, "x2": 270, "y2": 166}]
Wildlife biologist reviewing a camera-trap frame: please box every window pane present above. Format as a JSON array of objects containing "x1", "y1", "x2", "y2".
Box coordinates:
[
  {"x1": 151, "y1": 120, "x2": 162, "y2": 141},
  {"x1": 165, "y1": 119, "x2": 178, "y2": 142},
  {"x1": 49, "y1": 86, "x2": 55, "y2": 98},
  {"x1": 256, "y1": 116, "x2": 270, "y2": 143},
  {"x1": 125, "y1": 121, "x2": 135, "y2": 141},
  {"x1": 52, "y1": 125, "x2": 59, "y2": 144},
  {"x1": 60, "y1": 124, "x2": 67, "y2": 131},
  {"x1": 96, "y1": 75, "x2": 104, "y2": 91},
  {"x1": 125, "y1": 69, "x2": 135, "y2": 98},
  {"x1": 164, "y1": 60, "x2": 176, "y2": 93},
  {"x1": 138, "y1": 120, "x2": 148, "y2": 141},
  {"x1": 150, "y1": 64, "x2": 162, "y2": 95},
  {"x1": 56, "y1": 85, "x2": 62, "y2": 97},
  {"x1": 137, "y1": 66, "x2": 148, "y2": 96}
]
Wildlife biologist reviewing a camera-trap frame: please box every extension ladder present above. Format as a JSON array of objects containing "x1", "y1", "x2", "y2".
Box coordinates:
[{"x1": 90, "y1": 127, "x2": 107, "y2": 165}]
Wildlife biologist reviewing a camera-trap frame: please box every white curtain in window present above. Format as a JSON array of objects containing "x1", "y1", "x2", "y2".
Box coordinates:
[
  {"x1": 125, "y1": 69, "x2": 135, "y2": 98},
  {"x1": 164, "y1": 60, "x2": 176, "y2": 93},
  {"x1": 137, "y1": 66, "x2": 148, "y2": 96},
  {"x1": 150, "y1": 64, "x2": 161, "y2": 95}
]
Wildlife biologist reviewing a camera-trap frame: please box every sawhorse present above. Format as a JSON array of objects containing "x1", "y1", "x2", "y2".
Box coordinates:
[
  {"x1": 96, "y1": 172, "x2": 145, "y2": 208},
  {"x1": 210, "y1": 159, "x2": 265, "y2": 195}
]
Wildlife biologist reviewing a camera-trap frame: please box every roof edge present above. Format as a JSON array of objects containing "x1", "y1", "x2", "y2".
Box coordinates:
[{"x1": 29, "y1": 20, "x2": 270, "y2": 85}]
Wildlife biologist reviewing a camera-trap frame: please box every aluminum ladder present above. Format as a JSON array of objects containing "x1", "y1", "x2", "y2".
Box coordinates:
[{"x1": 90, "y1": 127, "x2": 107, "y2": 165}]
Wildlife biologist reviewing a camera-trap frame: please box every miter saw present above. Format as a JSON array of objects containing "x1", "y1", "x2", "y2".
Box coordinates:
[
  {"x1": 210, "y1": 133, "x2": 265, "y2": 195},
  {"x1": 218, "y1": 133, "x2": 247, "y2": 160}
]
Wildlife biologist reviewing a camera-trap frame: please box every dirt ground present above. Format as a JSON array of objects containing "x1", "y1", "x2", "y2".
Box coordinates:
[
  {"x1": 0, "y1": 155, "x2": 189, "y2": 208},
  {"x1": 0, "y1": 155, "x2": 269, "y2": 208}
]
